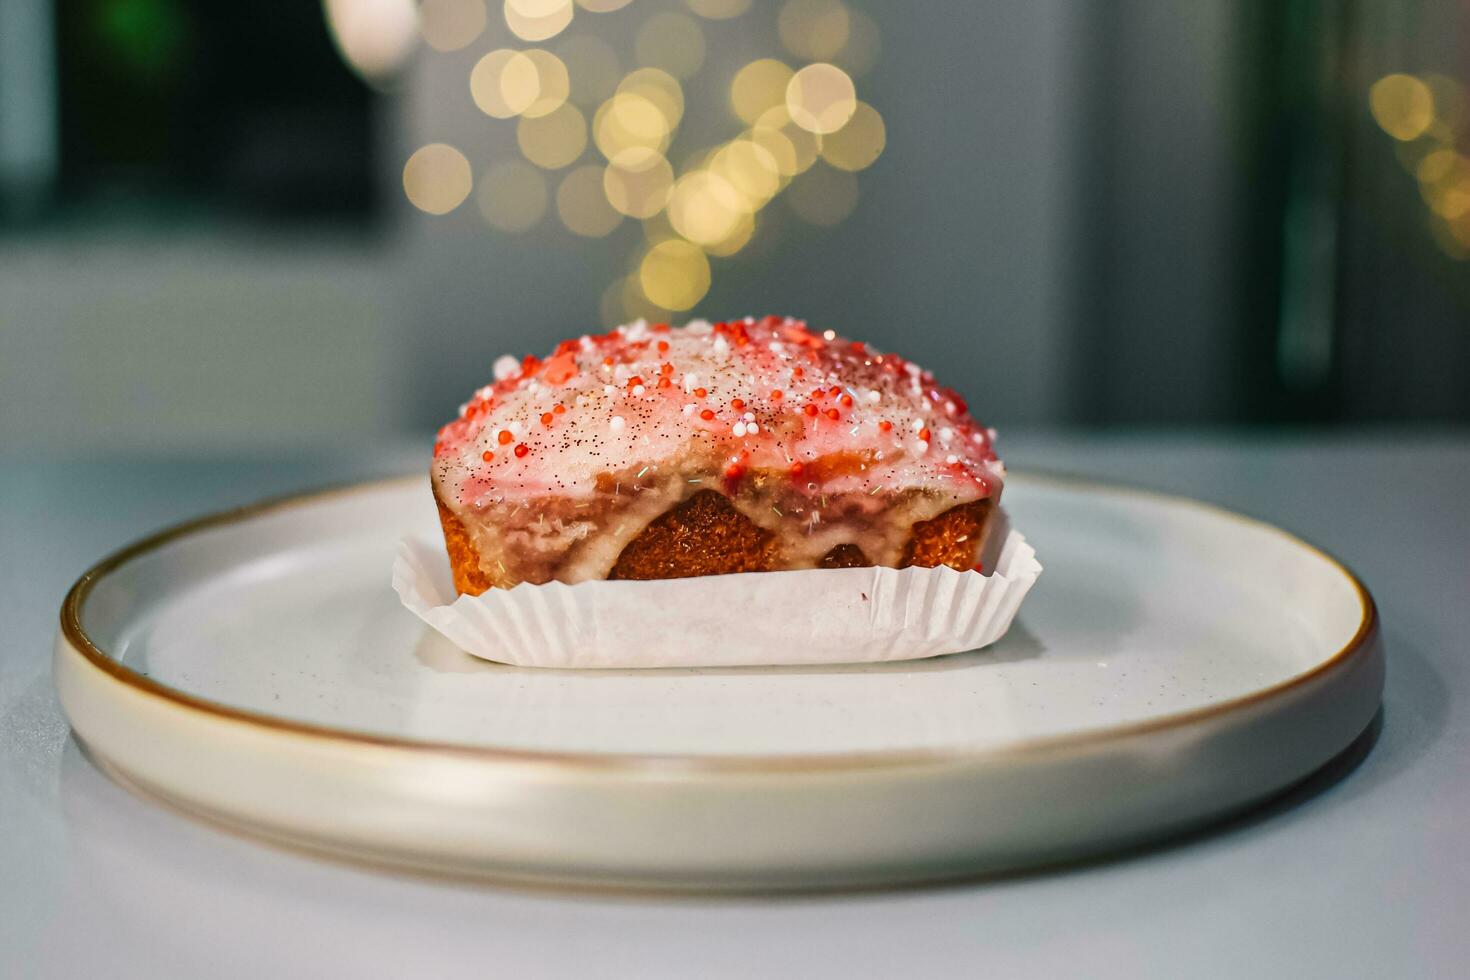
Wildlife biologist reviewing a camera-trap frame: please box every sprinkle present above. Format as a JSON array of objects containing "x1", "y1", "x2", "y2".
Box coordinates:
[
  {"x1": 792, "y1": 366, "x2": 804, "y2": 378},
  {"x1": 825, "y1": 408, "x2": 840, "y2": 420},
  {"x1": 497, "y1": 430, "x2": 513, "y2": 445},
  {"x1": 656, "y1": 377, "x2": 671, "y2": 389},
  {"x1": 731, "y1": 398, "x2": 746, "y2": 411},
  {"x1": 866, "y1": 390, "x2": 881, "y2": 403},
  {"x1": 682, "y1": 403, "x2": 696, "y2": 416},
  {"x1": 733, "y1": 422, "x2": 747, "y2": 437},
  {"x1": 660, "y1": 362, "x2": 673, "y2": 375},
  {"x1": 609, "y1": 415, "x2": 626, "y2": 431},
  {"x1": 492, "y1": 355, "x2": 519, "y2": 381},
  {"x1": 603, "y1": 385, "x2": 615, "y2": 396},
  {"x1": 803, "y1": 404, "x2": 819, "y2": 417},
  {"x1": 790, "y1": 462, "x2": 804, "y2": 476},
  {"x1": 694, "y1": 387, "x2": 708, "y2": 399},
  {"x1": 627, "y1": 375, "x2": 644, "y2": 389},
  {"x1": 713, "y1": 336, "x2": 730, "y2": 356},
  {"x1": 684, "y1": 372, "x2": 700, "y2": 392},
  {"x1": 687, "y1": 477, "x2": 702, "y2": 484},
  {"x1": 631, "y1": 384, "x2": 646, "y2": 396},
  {"x1": 878, "y1": 420, "x2": 893, "y2": 432},
  {"x1": 554, "y1": 403, "x2": 566, "y2": 414},
  {"x1": 743, "y1": 411, "x2": 755, "y2": 421},
  {"x1": 636, "y1": 465, "x2": 650, "y2": 478},
  {"x1": 822, "y1": 329, "x2": 836, "y2": 341},
  {"x1": 947, "y1": 454, "x2": 960, "y2": 464},
  {"x1": 770, "y1": 389, "x2": 783, "y2": 401},
  {"x1": 514, "y1": 443, "x2": 529, "y2": 458},
  {"x1": 912, "y1": 418, "x2": 924, "y2": 432},
  {"x1": 840, "y1": 394, "x2": 854, "y2": 408},
  {"x1": 540, "y1": 412, "x2": 554, "y2": 426},
  {"x1": 657, "y1": 340, "x2": 669, "y2": 354},
  {"x1": 772, "y1": 504, "x2": 784, "y2": 516},
  {"x1": 748, "y1": 421, "x2": 760, "y2": 433},
  {"x1": 700, "y1": 408, "x2": 715, "y2": 421},
  {"x1": 481, "y1": 451, "x2": 494, "y2": 462},
  {"x1": 919, "y1": 427, "x2": 931, "y2": 442}
]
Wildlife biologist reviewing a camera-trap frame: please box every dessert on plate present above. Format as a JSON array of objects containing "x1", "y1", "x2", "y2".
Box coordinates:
[{"x1": 431, "y1": 315, "x2": 1006, "y2": 595}]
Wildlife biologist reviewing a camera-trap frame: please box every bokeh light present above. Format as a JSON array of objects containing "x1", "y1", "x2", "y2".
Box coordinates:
[
  {"x1": 704, "y1": 210, "x2": 756, "y2": 256},
  {"x1": 594, "y1": 92, "x2": 673, "y2": 158},
  {"x1": 1370, "y1": 74, "x2": 1434, "y2": 141},
  {"x1": 470, "y1": 49, "x2": 540, "y2": 118},
  {"x1": 710, "y1": 139, "x2": 781, "y2": 208},
  {"x1": 557, "y1": 165, "x2": 623, "y2": 236},
  {"x1": 786, "y1": 63, "x2": 856, "y2": 134},
  {"x1": 505, "y1": 0, "x2": 574, "y2": 41},
  {"x1": 403, "y1": 143, "x2": 473, "y2": 214},
  {"x1": 686, "y1": 0, "x2": 751, "y2": 20},
  {"x1": 577, "y1": 0, "x2": 634, "y2": 11},
  {"x1": 730, "y1": 58, "x2": 793, "y2": 125},
  {"x1": 520, "y1": 49, "x2": 570, "y2": 117},
  {"x1": 604, "y1": 148, "x2": 675, "y2": 218},
  {"x1": 786, "y1": 162, "x2": 858, "y2": 225},
  {"x1": 557, "y1": 35, "x2": 621, "y2": 105},
  {"x1": 324, "y1": 0, "x2": 418, "y2": 82},
  {"x1": 639, "y1": 239, "x2": 711, "y2": 310},
  {"x1": 619, "y1": 68, "x2": 686, "y2": 129},
  {"x1": 635, "y1": 12, "x2": 706, "y2": 80},
  {"x1": 517, "y1": 103, "x2": 587, "y2": 168},
  {"x1": 477, "y1": 160, "x2": 549, "y2": 231},
  {"x1": 419, "y1": 0, "x2": 487, "y2": 52},
  {"x1": 778, "y1": 0, "x2": 850, "y2": 62},
  {"x1": 668, "y1": 170, "x2": 746, "y2": 245},
  {"x1": 833, "y1": 7, "x2": 879, "y2": 77},
  {"x1": 819, "y1": 100, "x2": 885, "y2": 171},
  {"x1": 754, "y1": 105, "x2": 819, "y2": 174}
]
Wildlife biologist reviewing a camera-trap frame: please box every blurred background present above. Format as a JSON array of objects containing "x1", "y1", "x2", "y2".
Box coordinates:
[{"x1": 1, "y1": 0, "x2": 1466, "y2": 454}]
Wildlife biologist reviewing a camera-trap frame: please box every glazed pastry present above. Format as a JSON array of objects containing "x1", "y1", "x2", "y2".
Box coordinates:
[{"x1": 431, "y1": 316, "x2": 1005, "y2": 594}]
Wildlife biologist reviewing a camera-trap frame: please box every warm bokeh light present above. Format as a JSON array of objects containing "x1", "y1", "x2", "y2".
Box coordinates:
[
  {"x1": 323, "y1": 0, "x2": 418, "y2": 83},
  {"x1": 710, "y1": 139, "x2": 781, "y2": 208},
  {"x1": 639, "y1": 239, "x2": 711, "y2": 310},
  {"x1": 819, "y1": 100, "x2": 885, "y2": 171},
  {"x1": 520, "y1": 49, "x2": 570, "y2": 117},
  {"x1": 785, "y1": 62, "x2": 856, "y2": 134},
  {"x1": 1418, "y1": 150, "x2": 1470, "y2": 218},
  {"x1": 635, "y1": 12, "x2": 706, "y2": 80},
  {"x1": 1370, "y1": 74, "x2": 1434, "y2": 142},
  {"x1": 419, "y1": 0, "x2": 487, "y2": 52},
  {"x1": 686, "y1": 0, "x2": 751, "y2": 19},
  {"x1": 517, "y1": 103, "x2": 587, "y2": 168},
  {"x1": 403, "y1": 143, "x2": 474, "y2": 214},
  {"x1": 668, "y1": 170, "x2": 745, "y2": 245},
  {"x1": 557, "y1": 165, "x2": 623, "y2": 236},
  {"x1": 704, "y1": 209, "x2": 756, "y2": 256},
  {"x1": 504, "y1": 0, "x2": 573, "y2": 41},
  {"x1": 470, "y1": 49, "x2": 540, "y2": 118},
  {"x1": 604, "y1": 148, "x2": 675, "y2": 218},
  {"x1": 594, "y1": 92, "x2": 673, "y2": 158},
  {"x1": 619, "y1": 68, "x2": 686, "y2": 128},
  {"x1": 730, "y1": 58, "x2": 793, "y2": 125},
  {"x1": 778, "y1": 0, "x2": 849, "y2": 62},
  {"x1": 557, "y1": 35, "x2": 621, "y2": 105},
  {"x1": 786, "y1": 162, "x2": 858, "y2": 225},
  {"x1": 477, "y1": 160, "x2": 549, "y2": 231},
  {"x1": 754, "y1": 105, "x2": 819, "y2": 175},
  {"x1": 577, "y1": 0, "x2": 634, "y2": 11}
]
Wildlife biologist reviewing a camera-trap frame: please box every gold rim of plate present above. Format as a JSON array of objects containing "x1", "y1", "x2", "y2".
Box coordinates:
[{"x1": 58, "y1": 471, "x2": 1379, "y2": 774}]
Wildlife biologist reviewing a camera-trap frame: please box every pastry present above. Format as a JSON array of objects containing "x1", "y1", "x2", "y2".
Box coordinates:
[{"x1": 431, "y1": 316, "x2": 1005, "y2": 594}]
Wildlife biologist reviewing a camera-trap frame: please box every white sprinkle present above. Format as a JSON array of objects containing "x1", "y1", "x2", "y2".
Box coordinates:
[
  {"x1": 683, "y1": 371, "x2": 700, "y2": 392},
  {"x1": 686, "y1": 318, "x2": 712, "y2": 335},
  {"x1": 579, "y1": 335, "x2": 594, "y2": 352},
  {"x1": 733, "y1": 422, "x2": 747, "y2": 437},
  {"x1": 603, "y1": 384, "x2": 615, "y2": 396},
  {"x1": 743, "y1": 411, "x2": 755, "y2": 422},
  {"x1": 492, "y1": 355, "x2": 519, "y2": 382},
  {"x1": 609, "y1": 415, "x2": 626, "y2": 432},
  {"x1": 866, "y1": 390, "x2": 881, "y2": 403},
  {"x1": 713, "y1": 336, "x2": 730, "y2": 357},
  {"x1": 822, "y1": 329, "x2": 836, "y2": 341},
  {"x1": 682, "y1": 403, "x2": 696, "y2": 416},
  {"x1": 747, "y1": 421, "x2": 760, "y2": 433},
  {"x1": 911, "y1": 418, "x2": 924, "y2": 432},
  {"x1": 946, "y1": 454, "x2": 960, "y2": 464},
  {"x1": 768, "y1": 341, "x2": 782, "y2": 352},
  {"x1": 939, "y1": 427, "x2": 954, "y2": 443},
  {"x1": 945, "y1": 400, "x2": 957, "y2": 416},
  {"x1": 986, "y1": 427, "x2": 998, "y2": 440},
  {"x1": 475, "y1": 386, "x2": 494, "y2": 400},
  {"x1": 457, "y1": 402, "x2": 469, "y2": 416},
  {"x1": 508, "y1": 421, "x2": 522, "y2": 436},
  {"x1": 631, "y1": 384, "x2": 645, "y2": 396}
]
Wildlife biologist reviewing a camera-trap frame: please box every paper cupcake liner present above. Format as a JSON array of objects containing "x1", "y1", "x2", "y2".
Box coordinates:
[{"x1": 392, "y1": 510, "x2": 1042, "y2": 669}]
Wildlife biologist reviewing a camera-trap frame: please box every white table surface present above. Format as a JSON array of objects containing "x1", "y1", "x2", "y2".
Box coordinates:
[{"x1": 3, "y1": 431, "x2": 1467, "y2": 979}]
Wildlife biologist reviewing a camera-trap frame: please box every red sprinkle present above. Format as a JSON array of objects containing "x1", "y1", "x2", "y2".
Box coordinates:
[
  {"x1": 627, "y1": 375, "x2": 643, "y2": 390},
  {"x1": 657, "y1": 340, "x2": 670, "y2": 354},
  {"x1": 659, "y1": 362, "x2": 673, "y2": 375},
  {"x1": 553, "y1": 403, "x2": 566, "y2": 414},
  {"x1": 803, "y1": 404, "x2": 819, "y2": 417},
  {"x1": 540, "y1": 412, "x2": 554, "y2": 426},
  {"x1": 481, "y1": 451, "x2": 494, "y2": 462},
  {"x1": 694, "y1": 387, "x2": 708, "y2": 399},
  {"x1": 825, "y1": 408, "x2": 841, "y2": 420},
  {"x1": 497, "y1": 430, "x2": 513, "y2": 445},
  {"x1": 700, "y1": 409, "x2": 715, "y2": 421},
  {"x1": 603, "y1": 357, "x2": 614, "y2": 367},
  {"x1": 770, "y1": 389, "x2": 783, "y2": 401},
  {"x1": 840, "y1": 394, "x2": 854, "y2": 408},
  {"x1": 731, "y1": 398, "x2": 746, "y2": 411},
  {"x1": 790, "y1": 461, "x2": 804, "y2": 476},
  {"x1": 514, "y1": 443, "x2": 529, "y2": 458},
  {"x1": 657, "y1": 377, "x2": 671, "y2": 389},
  {"x1": 919, "y1": 427, "x2": 931, "y2": 442},
  {"x1": 792, "y1": 367, "x2": 804, "y2": 378},
  {"x1": 878, "y1": 420, "x2": 893, "y2": 432}
]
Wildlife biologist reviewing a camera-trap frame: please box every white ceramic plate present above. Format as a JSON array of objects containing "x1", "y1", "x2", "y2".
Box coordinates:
[{"x1": 54, "y1": 473, "x2": 1381, "y2": 891}]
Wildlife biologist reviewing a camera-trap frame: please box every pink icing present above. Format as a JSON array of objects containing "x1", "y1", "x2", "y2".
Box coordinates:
[{"x1": 433, "y1": 315, "x2": 1003, "y2": 510}]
